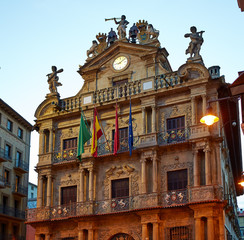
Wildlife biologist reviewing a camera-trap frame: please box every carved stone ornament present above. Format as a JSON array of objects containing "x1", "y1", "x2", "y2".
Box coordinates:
[{"x1": 104, "y1": 165, "x2": 139, "y2": 199}]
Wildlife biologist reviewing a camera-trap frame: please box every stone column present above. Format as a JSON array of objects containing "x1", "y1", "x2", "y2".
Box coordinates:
[
  {"x1": 193, "y1": 150, "x2": 200, "y2": 186},
  {"x1": 211, "y1": 149, "x2": 217, "y2": 185},
  {"x1": 46, "y1": 174, "x2": 52, "y2": 207},
  {"x1": 202, "y1": 95, "x2": 207, "y2": 116},
  {"x1": 152, "y1": 106, "x2": 156, "y2": 133},
  {"x1": 37, "y1": 175, "x2": 43, "y2": 208},
  {"x1": 216, "y1": 143, "x2": 222, "y2": 185},
  {"x1": 35, "y1": 234, "x2": 41, "y2": 240},
  {"x1": 142, "y1": 107, "x2": 146, "y2": 134},
  {"x1": 141, "y1": 158, "x2": 147, "y2": 194},
  {"x1": 88, "y1": 168, "x2": 94, "y2": 201},
  {"x1": 88, "y1": 229, "x2": 94, "y2": 240},
  {"x1": 191, "y1": 96, "x2": 196, "y2": 125},
  {"x1": 153, "y1": 222, "x2": 159, "y2": 240},
  {"x1": 152, "y1": 157, "x2": 158, "y2": 192},
  {"x1": 41, "y1": 130, "x2": 45, "y2": 154},
  {"x1": 219, "y1": 213, "x2": 225, "y2": 239},
  {"x1": 78, "y1": 230, "x2": 84, "y2": 240},
  {"x1": 195, "y1": 218, "x2": 201, "y2": 240},
  {"x1": 142, "y1": 223, "x2": 148, "y2": 240},
  {"x1": 80, "y1": 169, "x2": 84, "y2": 202},
  {"x1": 204, "y1": 147, "x2": 211, "y2": 185},
  {"x1": 49, "y1": 128, "x2": 53, "y2": 153},
  {"x1": 207, "y1": 216, "x2": 214, "y2": 240}
]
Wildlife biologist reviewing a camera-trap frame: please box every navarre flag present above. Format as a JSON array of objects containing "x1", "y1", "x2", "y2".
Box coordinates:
[
  {"x1": 128, "y1": 100, "x2": 133, "y2": 156},
  {"x1": 113, "y1": 103, "x2": 119, "y2": 155},
  {"x1": 77, "y1": 112, "x2": 91, "y2": 161},
  {"x1": 91, "y1": 108, "x2": 103, "y2": 157}
]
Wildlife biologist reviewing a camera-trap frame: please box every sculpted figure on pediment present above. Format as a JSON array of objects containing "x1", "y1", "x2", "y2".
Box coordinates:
[{"x1": 46, "y1": 66, "x2": 63, "y2": 94}]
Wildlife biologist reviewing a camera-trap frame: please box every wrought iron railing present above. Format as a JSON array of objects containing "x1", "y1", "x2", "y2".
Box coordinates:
[
  {"x1": 53, "y1": 148, "x2": 77, "y2": 163},
  {"x1": 0, "y1": 205, "x2": 25, "y2": 219},
  {"x1": 14, "y1": 159, "x2": 29, "y2": 172},
  {"x1": 12, "y1": 184, "x2": 28, "y2": 196},
  {"x1": 158, "y1": 127, "x2": 190, "y2": 145},
  {"x1": 0, "y1": 147, "x2": 11, "y2": 161}
]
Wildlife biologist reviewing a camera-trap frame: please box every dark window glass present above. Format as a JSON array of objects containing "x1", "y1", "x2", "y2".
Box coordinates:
[
  {"x1": 7, "y1": 120, "x2": 13, "y2": 131},
  {"x1": 5, "y1": 144, "x2": 11, "y2": 159},
  {"x1": 18, "y1": 128, "x2": 23, "y2": 139},
  {"x1": 167, "y1": 169, "x2": 187, "y2": 191},
  {"x1": 146, "y1": 108, "x2": 152, "y2": 133},
  {"x1": 112, "y1": 178, "x2": 129, "y2": 198},
  {"x1": 63, "y1": 138, "x2": 77, "y2": 150},
  {"x1": 168, "y1": 226, "x2": 191, "y2": 240},
  {"x1": 0, "y1": 113, "x2": 2, "y2": 125},
  {"x1": 167, "y1": 116, "x2": 185, "y2": 130},
  {"x1": 112, "y1": 127, "x2": 128, "y2": 152},
  {"x1": 16, "y1": 151, "x2": 21, "y2": 166},
  {"x1": 61, "y1": 186, "x2": 77, "y2": 205}
]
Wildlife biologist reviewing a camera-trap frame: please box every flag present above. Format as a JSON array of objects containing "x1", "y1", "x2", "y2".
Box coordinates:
[
  {"x1": 114, "y1": 102, "x2": 119, "y2": 155},
  {"x1": 77, "y1": 112, "x2": 91, "y2": 161},
  {"x1": 91, "y1": 108, "x2": 103, "y2": 157},
  {"x1": 128, "y1": 99, "x2": 133, "y2": 156}
]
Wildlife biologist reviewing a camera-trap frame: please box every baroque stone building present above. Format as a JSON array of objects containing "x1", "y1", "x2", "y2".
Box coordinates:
[
  {"x1": 26, "y1": 20, "x2": 243, "y2": 240},
  {"x1": 0, "y1": 98, "x2": 32, "y2": 239}
]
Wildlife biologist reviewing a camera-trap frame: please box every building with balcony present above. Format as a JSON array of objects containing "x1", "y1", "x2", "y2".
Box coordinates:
[
  {"x1": 26, "y1": 20, "x2": 243, "y2": 240},
  {"x1": 0, "y1": 98, "x2": 32, "y2": 239}
]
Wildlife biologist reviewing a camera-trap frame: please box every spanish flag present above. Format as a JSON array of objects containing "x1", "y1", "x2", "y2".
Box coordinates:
[{"x1": 91, "y1": 108, "x2": 103, "y2": 157}]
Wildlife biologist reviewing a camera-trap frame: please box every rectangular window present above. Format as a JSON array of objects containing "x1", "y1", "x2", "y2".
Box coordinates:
[
  {"x1": 5, "y1": 144, "x2": 11, "y2": 159},
  {"x1": 7, "y1": 120, "x2": 13, "y2": 132},
  {"x1": 167, "y1": 169, "x2": 187, "y2": 191},
  {"x1": 0, "y1": 113, "x2": 2, "y2": 125},
  {"x1": 18, "y1": 128, "x2": 23, "y2": 139},
  {"x1": 4, "y1": 169, "x2": 10, "y2": 184},
  {"x1": 16, "y1": 151, "x2": 21, "y2": 167},
  {"x1": 166, "y1": 226, "x2": 192, "y2": 240},
  {"x1": 112, "y1": 127, "x2": 128, "y2": 152},
  {"x1": 146, "y1": 108, "x2": 152, "y2": 133},
  {"x1": 167, "y1": 116, "x2": 185, "y2": 130},
  {"x1": 61, "y1": 186, "x2": 77, "y2": 205},
  {"x1": 63, "y1": 138, "x2": 77, "y2": 150},
  {"x1": 166, "y1": 116, "x2": 185, "y2": 143},
  {"x1": 199, "y1": 150, "x2": 206, "y2": 186},
  {"x1": 112, "y1": 178, "x2": 129, "y2": 198}
]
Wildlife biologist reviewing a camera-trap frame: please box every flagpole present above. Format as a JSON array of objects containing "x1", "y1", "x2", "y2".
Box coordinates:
[{"x1": 95, "y1": 107, "x2": 112, "y2": 153}]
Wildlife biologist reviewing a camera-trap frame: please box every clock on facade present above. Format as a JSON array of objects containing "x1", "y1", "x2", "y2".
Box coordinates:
[{"x1": 112, "y1": 56, "x2": 129, "y2": 71}]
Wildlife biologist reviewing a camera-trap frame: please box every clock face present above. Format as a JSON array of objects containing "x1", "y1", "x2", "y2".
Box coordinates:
[{"x1": 113, "y1": 56, "x2": 128, "y2": 71}]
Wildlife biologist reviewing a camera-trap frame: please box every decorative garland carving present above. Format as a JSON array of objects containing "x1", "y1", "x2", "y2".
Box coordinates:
[
  {"x1": 104, "y1": 164, "x2": 139, "y2": 199},
  {"x1": 161, "y1": 162, "x2": 193, "y2": 191}
]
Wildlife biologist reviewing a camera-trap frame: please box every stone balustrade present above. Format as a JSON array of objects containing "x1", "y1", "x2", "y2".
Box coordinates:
[{"x1": 26, "y1": 186, "x2": 223, "y2": 223}]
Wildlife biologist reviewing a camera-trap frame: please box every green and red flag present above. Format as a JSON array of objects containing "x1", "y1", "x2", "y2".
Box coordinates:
[{"x1": 77, "y1": 112, "x2": 91, "y2": 161}]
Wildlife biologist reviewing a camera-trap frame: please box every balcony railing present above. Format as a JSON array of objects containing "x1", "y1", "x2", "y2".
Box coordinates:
[
  {"x1": 12, "y1": 184, "x2": 28, "y2": 196},
  {"x1": 14, "y1": 159, "x2": 29, "y2": 172},
  {"x1": 0, "y1": 147, "x2": 11, "y2": 161},
  {"x1": 59, "y1": 73, "x2": 180, "y2": 112},
  {"x1": 158, "y1": 127, "x2": 190, "y2": 145},
  {"x1": 0, "y1": 205, "x2": 25, "y2": 219},
  {"x1": 53, "y1": 148, "x2": 77, "y2": 164}
]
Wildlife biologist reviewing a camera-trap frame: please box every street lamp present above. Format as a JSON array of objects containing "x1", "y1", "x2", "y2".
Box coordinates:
[
  {"x1": 238, "y1": 172, "x2": 244, "y2": 187},
  {"x1": 200, "y1": 96, "x2": 240, "y2": 126}
]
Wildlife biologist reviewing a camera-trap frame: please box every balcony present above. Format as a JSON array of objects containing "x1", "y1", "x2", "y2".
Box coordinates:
[
  {"x1": 0, "y1": 205, "x2": 25, "y2": 219},
  {"x1": 14, "y1": 159, "x2": 29, "y2": 173},
  {"x1": 12, "y1": 184, "x2": 28, "y2": 197},
  {"x1": 53, "y1": 148, "x2": 77, "y2": 164},
  {"x1": 0, "y1": 147, "x2": 11, "y2": 162},
  {"x1": 26, "y1": 186, "x2": 223, "y2": 222},
  {"x1": 158, "y1": 127, "x2": 190, "y2": 146}
]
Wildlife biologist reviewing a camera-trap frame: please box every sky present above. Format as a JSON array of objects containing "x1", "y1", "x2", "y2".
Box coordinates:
[{"x1": 0, "y1": 0, "x2": 244, "y2": 205}]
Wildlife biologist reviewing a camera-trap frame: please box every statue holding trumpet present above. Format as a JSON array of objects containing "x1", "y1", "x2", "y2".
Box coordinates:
[{"x1": 105, "y1": 15, "x2": 129, "y2": 40}]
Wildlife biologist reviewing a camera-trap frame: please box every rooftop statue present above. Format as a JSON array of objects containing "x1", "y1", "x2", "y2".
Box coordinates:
[
  {"x1": 108, "y1": 28, "x2": 117, "y2": 46},
  {"x1": 113, "y1": 15, "x2": 129, "y2": 40},
  {"x1": 87, "y1": 40, "x2": 98, "y2": 58},
  {"x1": 184, "y1": 26, "x2": 204, "y2": 59},
  {"x1": 129, "y1": 24, "x2": 139, "y2": 43},
  {"x1": 46, "y1": 66, "x2": 63, "y2": 94}
]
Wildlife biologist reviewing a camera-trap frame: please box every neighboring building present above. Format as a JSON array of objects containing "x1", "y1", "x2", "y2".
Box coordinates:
[
  {"x1": 27, "y1": 182, "x2": 37, "y2": 209},
  {"x1": 26, "y1": 20, "x2": 243, "y2": 239},
  {"x1": 239, "y1": 209, "x2": 244, "y2": 239},
  {"x1": 0, "y1": 98, "x2": 32, "y2": 239}
]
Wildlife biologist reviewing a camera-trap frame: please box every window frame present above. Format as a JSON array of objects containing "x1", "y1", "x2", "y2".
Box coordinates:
[
  {"x1": 5, "y1": 144, "x2": 11, "y2": 160},
  {"x1": 63, "y1": 137, "x2": 78, "y2": 150},
  {"x1": 7, "y1": 119, "x2": 13, "y2": 132},
  {"x1": 17, "y1": 128, "x2": 23, "y2": 139},
  {"x1": 111, "y1": 178, "x2": 129, "y2": 199},
  {"x1": 167, "y1": 169, "x2": 188, "y2": 191}
]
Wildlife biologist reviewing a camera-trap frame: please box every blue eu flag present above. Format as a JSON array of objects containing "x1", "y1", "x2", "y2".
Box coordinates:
[{"x1": 128, "y1": 100, "x2": 133, "y2": 156}]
